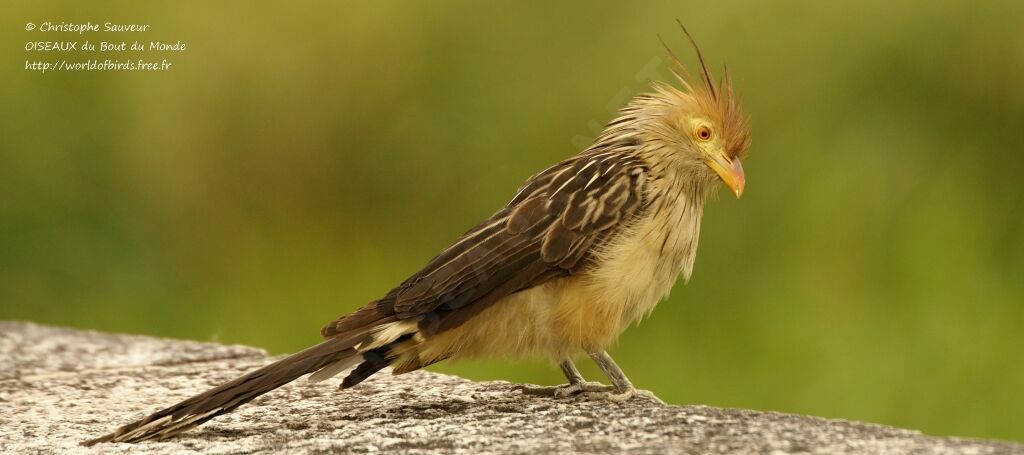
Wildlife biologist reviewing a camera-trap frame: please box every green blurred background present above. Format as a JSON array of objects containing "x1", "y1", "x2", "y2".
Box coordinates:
[{"x1": 3, "y1": 0, "x2": 1022, "y2": 443}]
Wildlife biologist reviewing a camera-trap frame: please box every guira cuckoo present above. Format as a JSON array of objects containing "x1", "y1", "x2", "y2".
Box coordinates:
[{"x1": 85, "y1": 25, "x2": 750, "y2": 445}]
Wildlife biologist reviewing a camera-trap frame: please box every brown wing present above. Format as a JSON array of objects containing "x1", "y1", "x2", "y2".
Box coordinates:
[{"x1": 322, "y1": 147, "x2": 648, "y2": 339}]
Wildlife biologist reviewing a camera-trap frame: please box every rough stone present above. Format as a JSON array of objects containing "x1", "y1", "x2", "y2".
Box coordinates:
[{"x1": 0, "y1": 321, "x2": 1020, "y2": 454}]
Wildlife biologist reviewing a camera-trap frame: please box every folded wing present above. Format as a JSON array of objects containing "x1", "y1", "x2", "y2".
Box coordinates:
[{"x1": 322, "y1": 145, "x2": 649, "y2": 340}]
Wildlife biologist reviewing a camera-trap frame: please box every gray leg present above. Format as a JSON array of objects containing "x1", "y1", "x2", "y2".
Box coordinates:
[
  {"x1": 519, "y1": 358, "x2": 612, "y2": 397},
  {"x1": 583, "y1": 350, "x2": 662, "y2": 403},
  {"x1": 588, "y1": 351, "x2": 634, "y2": 392},
  {"x1": 559, "y1": 359, "x2": 586, "y2": 385}
]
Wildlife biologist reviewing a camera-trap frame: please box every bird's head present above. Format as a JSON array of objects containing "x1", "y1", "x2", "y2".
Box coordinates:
[{"x1": 625, "y1": 25, "x2": 751, "y2": 198}]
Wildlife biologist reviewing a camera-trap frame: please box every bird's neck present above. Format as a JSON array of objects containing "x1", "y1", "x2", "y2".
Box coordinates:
[{"x1": 631, "y1": 169, "x2": 708, "y2": 284}]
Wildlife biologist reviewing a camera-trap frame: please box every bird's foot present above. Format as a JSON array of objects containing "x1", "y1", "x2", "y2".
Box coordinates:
[
  {"x1": 580, "y1": 387, "x2": 664, "y2": 404},
  {"x1": 518, "y1": 381, "x2": 614, "y2": 398}
]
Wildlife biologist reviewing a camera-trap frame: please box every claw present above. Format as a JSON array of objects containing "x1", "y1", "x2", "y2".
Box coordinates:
[
  {"x1": 558, "y1": 381, "x2": 614, "y2": 397},
  {"x1": 518, "y1": 381, "x2": 614, "y2": 398},
  {"x1": 517, "y1": 384, "x2": 560, "y2": 397},
  {"x1": 579, "y1": 387, "x2": 664, "y2": 404}
]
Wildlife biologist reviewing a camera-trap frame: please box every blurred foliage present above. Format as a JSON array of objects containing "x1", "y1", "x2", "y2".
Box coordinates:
[{"x1": 2, "y1": 0, "x2": 1023, "y2": 443}]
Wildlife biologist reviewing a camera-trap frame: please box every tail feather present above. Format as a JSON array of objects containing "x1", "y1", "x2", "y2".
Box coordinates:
[
  {"x1": 306, "y1": 355, "x2": 362, "y2": 383},
  {"x1": 342, "y1": 349, "x2": 391, "y2": 389},
  {"x1": 82, "y1": 335, "x2": 367, "y2": 446}
]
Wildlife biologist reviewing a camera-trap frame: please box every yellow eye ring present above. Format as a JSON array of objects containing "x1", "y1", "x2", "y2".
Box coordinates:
[{"x1": 695, "y1": 125, "x2": 713, "y2": 141}]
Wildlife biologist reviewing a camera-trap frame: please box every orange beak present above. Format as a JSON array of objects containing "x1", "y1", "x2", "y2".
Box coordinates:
[{"x1": 706, "y1": 155, "x2": 746, "y2": 198}]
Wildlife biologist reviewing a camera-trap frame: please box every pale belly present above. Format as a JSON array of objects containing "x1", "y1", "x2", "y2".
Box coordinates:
[{"x1": 416, "y1": 201, "x2": 702, "y2": 363}]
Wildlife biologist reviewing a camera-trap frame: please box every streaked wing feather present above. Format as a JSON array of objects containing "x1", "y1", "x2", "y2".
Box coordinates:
[{"x1": 322, "y1": 149, "x2": 647, "y2": 339}]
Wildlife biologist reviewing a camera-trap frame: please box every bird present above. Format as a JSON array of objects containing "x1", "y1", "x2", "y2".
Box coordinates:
[{"x1": 83, "y1": 23, "x2": 750, "y2": 445}]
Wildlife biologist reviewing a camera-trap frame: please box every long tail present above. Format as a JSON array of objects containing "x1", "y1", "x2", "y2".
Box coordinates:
[{"x1": 82, "y1": 335, "x2": 366, "y2": 445}]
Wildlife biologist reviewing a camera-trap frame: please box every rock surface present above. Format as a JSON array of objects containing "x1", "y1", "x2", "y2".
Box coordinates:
[{"x1": 0, "y1": 321, "x2": 1020, "y2": 454}]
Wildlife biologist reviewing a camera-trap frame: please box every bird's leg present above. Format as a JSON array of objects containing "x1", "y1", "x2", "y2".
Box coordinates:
[
  {"x1": 518, "y1": 359, "x2": 613, "y2": 397},
  {"x1": 555, "y1": 359, "x2": 615, "y2": 396},
  {"x1": 581, "y1": 350, "x2": 663, "y2": 403}
]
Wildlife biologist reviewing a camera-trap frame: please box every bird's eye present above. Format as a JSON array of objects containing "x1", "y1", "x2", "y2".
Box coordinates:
[{"x1": 695, "y1": 125, "x2": 713, "y2": 141}]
